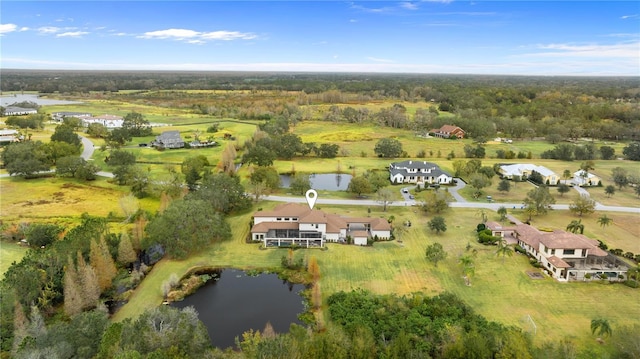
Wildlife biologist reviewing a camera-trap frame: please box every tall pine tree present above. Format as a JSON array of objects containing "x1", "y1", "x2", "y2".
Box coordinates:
[
  {"x1": 90, "y1": 237, "x2": 117, "y2": 291},
  {"x1": 117, "y1": 232, "x2": 137, "y2": 265},
  {"x1": 77, "y1": 252, "x2": 100, "y2": 311},
  {"x1": 63, "y1": 256, "x2": 83, "y2": 316}
]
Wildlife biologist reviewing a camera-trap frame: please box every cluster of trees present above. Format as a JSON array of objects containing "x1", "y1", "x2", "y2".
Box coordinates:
[
  {"x1": 1, "y1": 122, "x2": 93, "y2": 178},
  {"x1": 5, "y1": 71, "x2": 638, "y2": 141}
]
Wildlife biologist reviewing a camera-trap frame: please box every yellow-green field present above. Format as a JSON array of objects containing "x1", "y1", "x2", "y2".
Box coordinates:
[{"x1": 0, "y1": 242, "x2": 28, "y2": 279}]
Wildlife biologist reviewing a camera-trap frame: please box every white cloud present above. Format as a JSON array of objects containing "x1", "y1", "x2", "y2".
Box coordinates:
[
  {"x1": 200, "y1": 30, "x2": 256, "y2": 41},
  {"x1": 56, "y1": 31, "x2": 89, "y2": 38},
  {"x1": 349, "y1": 19, "x2": 358, "y2": 23},
  {"x1": 38, "y1": 26, "x2": 60, "y2": 34},
  {"x1": 366, "y1": 56, "x2": 395, "y2": 63},
  {"x1": 0, "y1": 23, "x2": 18, "y2": 34},
  {"x1": 400, "y1": 2, "x2": 419, "y2": 10},
  {"x1": 529, "y1": 42, "x2": 640, "y2": 59},
  {"x1": 19, "y1": 27, "x2": 29, "y2": 32},
  {"x1": 139, "y1": 28, "x2": 255, "y2": 42},
  {"x1": 620, "y1": 14, "x2": 638, "y2": 19},
  {"x1": 3, "y1": 56, "x2": 638, "y2": 76}
]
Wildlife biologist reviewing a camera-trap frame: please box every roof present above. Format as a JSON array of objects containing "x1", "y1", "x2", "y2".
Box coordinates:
[
  {"x1": 500, "y1": 164, "x2": 556, "y2": 177},
  {"x1": 539, "y1": 231, "x2": 607, "y2": 256},
  {"x1": 369, "y1": 217, "x2": 391, "y2": 231},
  {"x1": 547, "y1": 256, "x2": 571, "y2": 268},
  {"x1": 5, "y1": 106, "x2": 37, "y2": 113},
  {"x1": 0, "y1": 129, "x2": 19, "y2": 136},
  {"x1": 438, "y1": 125, "x2": 464, "y2": 133},
  {"x1": 389, "y1": 160, "x2": 451, "y2": 178},
  {"x1": 515, "y1": 224, "x2": 542, "y2": 248},
  {"x1": 574, "y1": 170, "x2": 599, "y2": 179},
  {"x1": 251, "y1": 221, "x2": 299, "y2": 232},
  {"x1": 254, "y1": 202, "x2": 310, "y2": 218},
  {"x1": 486, "y1": 221, "x2": 515, "y2": 232},
  {"x1": 157, "y1": 131, "x2": 183, "y2": 141}
]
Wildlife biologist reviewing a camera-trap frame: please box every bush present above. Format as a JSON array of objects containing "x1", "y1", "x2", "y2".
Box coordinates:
[
  {"x1": 623, "y1": 280, "x2": 639, "y2": 288},
  {"x1": 514, "y1": 245, "x2": 527, "y2": 254}
]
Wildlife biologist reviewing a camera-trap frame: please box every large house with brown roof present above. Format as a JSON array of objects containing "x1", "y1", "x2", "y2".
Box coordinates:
[
  {"x1": 486, "y1": 221, "x2": 628, "y2": 281},
  {"x1": 430, "y1": 125, "x2": 465, "y2": 139},
  {"x1": 251, "y1": 203, "x2": 391, "y2": 247}
]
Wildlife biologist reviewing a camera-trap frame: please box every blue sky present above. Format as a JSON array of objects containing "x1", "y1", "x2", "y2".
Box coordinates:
[{"x1": 1, "y1": 1, "x2": 638, "y2": 75}]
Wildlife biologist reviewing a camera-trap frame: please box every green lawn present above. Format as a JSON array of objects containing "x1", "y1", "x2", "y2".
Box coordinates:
[
  {"x1": 0, "y1": 241, "x2": 28, "y2": 279},
  {"x1": 112, "y1": 203, "x2": 640, "y2": 350}
]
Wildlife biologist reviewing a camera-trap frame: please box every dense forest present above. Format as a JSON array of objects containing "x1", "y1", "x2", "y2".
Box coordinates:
[{"x1": 3, "y1": 70, "x2": 638, "y2": 141}]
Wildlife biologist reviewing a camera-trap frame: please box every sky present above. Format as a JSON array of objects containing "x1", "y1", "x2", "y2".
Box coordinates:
[{"x1": 1, "y1": 1, "x2": 639, "y2": 76}]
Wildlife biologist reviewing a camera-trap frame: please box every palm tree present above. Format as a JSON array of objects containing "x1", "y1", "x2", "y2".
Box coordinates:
[
  {"x1": 590, "y1": 318, "x2": 612, "y2": 338},
  {"x1": 476, "y1": 209, "x2": 488, "y2": 224},
  {"x1": 497, "y1": 206, "x2": 508, "y2": 222},
  {"x1": 459, "y1": 255, "x2": 475, "y2": 286},
  {"x1": 496, "y1": 238, "x2": 513, "y2": 264},
  {"x1": 566, "y1": 219, "x2": 585, "y2": 234},
  {"x1": 597, "y1": 215, "x2": 613, "y2": 230}
]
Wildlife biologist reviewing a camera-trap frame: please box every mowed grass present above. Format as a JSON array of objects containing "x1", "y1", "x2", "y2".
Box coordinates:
[{"x1": 0, "y1": 241, "x2": 28, "y2": 279}]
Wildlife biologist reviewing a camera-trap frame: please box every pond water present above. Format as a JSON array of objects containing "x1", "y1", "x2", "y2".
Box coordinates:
[
  {"x1": 170, "y1": 269, "x2": 306, "y2": 349},
  {"x1": 0, "y1": 94, "x2": 83, "y2": 107},
  {"x1": 280, "y1": 173, "x2": 352, "y2": 191}
]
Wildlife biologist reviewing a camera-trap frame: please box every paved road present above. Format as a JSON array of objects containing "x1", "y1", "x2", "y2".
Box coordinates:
[{"x1": 4, "y1": 136, "x2": 640, "y2": 214}]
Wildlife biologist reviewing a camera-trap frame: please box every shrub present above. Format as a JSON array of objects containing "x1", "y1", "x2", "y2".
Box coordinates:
[
  {"x1": 623, "y1": 280, "x2": 639, "y2": 288},
  {"x1": 514, "y1": 245, "x2": 527, "y2": 254}
]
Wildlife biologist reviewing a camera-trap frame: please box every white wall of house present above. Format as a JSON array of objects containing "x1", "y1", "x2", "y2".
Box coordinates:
[
  {"x1": 325, "y1": 232, "x2": 340, "y2": 241},
  {"x1": 354, "y1": 236, "x2": 368, "y2": 246},
  {"x1": 299, "y1": 223, "x2": 326, "y2": 233},
  {"x1": 371, "y1": 230, "x2": 391, "y2": 239}
]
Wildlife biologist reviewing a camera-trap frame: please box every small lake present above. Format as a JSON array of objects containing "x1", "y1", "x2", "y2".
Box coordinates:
[
  {"x1": 280, "y1": 173, "x2": 352, "y2": 191},
  {"x1": 0, "y1": 94, "x2": 83, "y2": 107},
  {"x1": 171, "y1": 269, "x2": 306, "y2": 349}
]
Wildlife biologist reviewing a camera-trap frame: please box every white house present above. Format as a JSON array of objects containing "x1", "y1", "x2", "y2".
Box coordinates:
[
  {"x1": 499, "y1": 163, "x2": 559, "y2": 185},
  {"x1": 389, "y1": 160, "x2": 453, "y2": 186},
  {"x1": 487, "y1": 221, "x2": 626, "y2": 281},
  {"x1": 80, "y1": 114, "x2": 124, "y2": 129},
  {"x1": 573, "y1": 170, "x2": 601, "y2": 187},
  {"x1": 251, "y1": 203, "x2": 391, "y2": 247},
  {"x1": 4, "y1": 107, "x2": 37, "y2": 116}
]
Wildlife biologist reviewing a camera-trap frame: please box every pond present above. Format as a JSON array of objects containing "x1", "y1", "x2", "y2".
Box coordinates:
[
  {"x1": 280, "y1": 173, "x2": 352, "y2": 191},
  {"x1": 170, "y1": 269, "x2": 306, "y2": 349},
  {"x1": 0, "y1": 94, "x2": 83, "y2": 107}
]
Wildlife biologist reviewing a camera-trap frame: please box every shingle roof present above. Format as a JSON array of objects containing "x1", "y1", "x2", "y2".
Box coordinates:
[
  {"x1": 389, "y1": 160, "x2": 451, "y2": 178},
  {"x1": 547, "y1": 255, "x2": 571, "y2": 268}
]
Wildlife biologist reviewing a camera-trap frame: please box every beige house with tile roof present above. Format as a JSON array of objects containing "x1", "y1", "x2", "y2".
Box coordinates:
[
  {"x1": 486, "y1": 221, "x2": 627, "y2": 281},
  {"x1": 251, "y1": 203, "x2": 391, "y2": 247}
]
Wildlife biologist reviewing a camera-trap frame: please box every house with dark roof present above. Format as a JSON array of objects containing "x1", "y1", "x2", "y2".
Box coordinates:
[
  {"x1": 251, "y1": 203, "x2": 391, "y2": 247},
  {"x1": 430, "y1": 125, "x2": 465, "y2": 139},
  {"x1": 389, "y1": 160, "x2": 453, "y2": 186},
  {"x1": 152, "y1": 130, "x2": 184, "y2": 149},
  {"x1": 486, "y1": 221, "x2": 627, "y2": 281}
]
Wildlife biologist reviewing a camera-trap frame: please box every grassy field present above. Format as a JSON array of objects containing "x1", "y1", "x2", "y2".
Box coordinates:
[{"x1": 0, "y1": 241, "x2": 28, "y2": 279}]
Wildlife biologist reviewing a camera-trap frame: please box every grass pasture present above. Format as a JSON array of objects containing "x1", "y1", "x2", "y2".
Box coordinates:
[{"x1": 0, "y1": 242, "x2": 28, "y2": 279}]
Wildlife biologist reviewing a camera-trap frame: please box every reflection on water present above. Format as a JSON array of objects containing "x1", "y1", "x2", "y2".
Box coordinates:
[
  {"x1": 171, "y1": 269, "x2": 306, "y2": 349},
  {"x1": 280, "y1": 173, "x2": 352, "y2": 191}
]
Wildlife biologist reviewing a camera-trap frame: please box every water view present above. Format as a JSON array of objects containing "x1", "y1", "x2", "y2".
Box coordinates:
[
  {"x1": 0, "y1": 94, "x2": 83, "y2": 107},
  {"x1": 171, "y1": 269, "x2": 306, "y2": 349},
  {"x1": 280, "y1": 173, "x2": 352, "y2": 191}
]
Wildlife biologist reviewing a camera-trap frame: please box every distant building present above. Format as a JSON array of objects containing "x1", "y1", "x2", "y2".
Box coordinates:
[
  {"x1": 4, "y1": 107, "x2": 37, "y2": 116},
  {"x1": 499, "y1": 163, "x2": 559, "y2": 185},
  {"x1": 430, "y1": 125, "x2": 465, "y2": 139},
  {"x1": 573, "y1": 170, "x2": 601, "y2": 187},
  {"x1": 0, "y1": 129, "x2": 20, "y2": 144},
  {"x1": 52, "y1": 111, "x2": 93, "y2": 122},
  {"x1": 389, "y1": 160, "x2": 453, "y2": 186},
  {"x1": 152, "y1": 130, "x2": 184, "y2": 149},
  {"x1": 80, "y1": 114, "x2": 124, "y2": 129}
]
